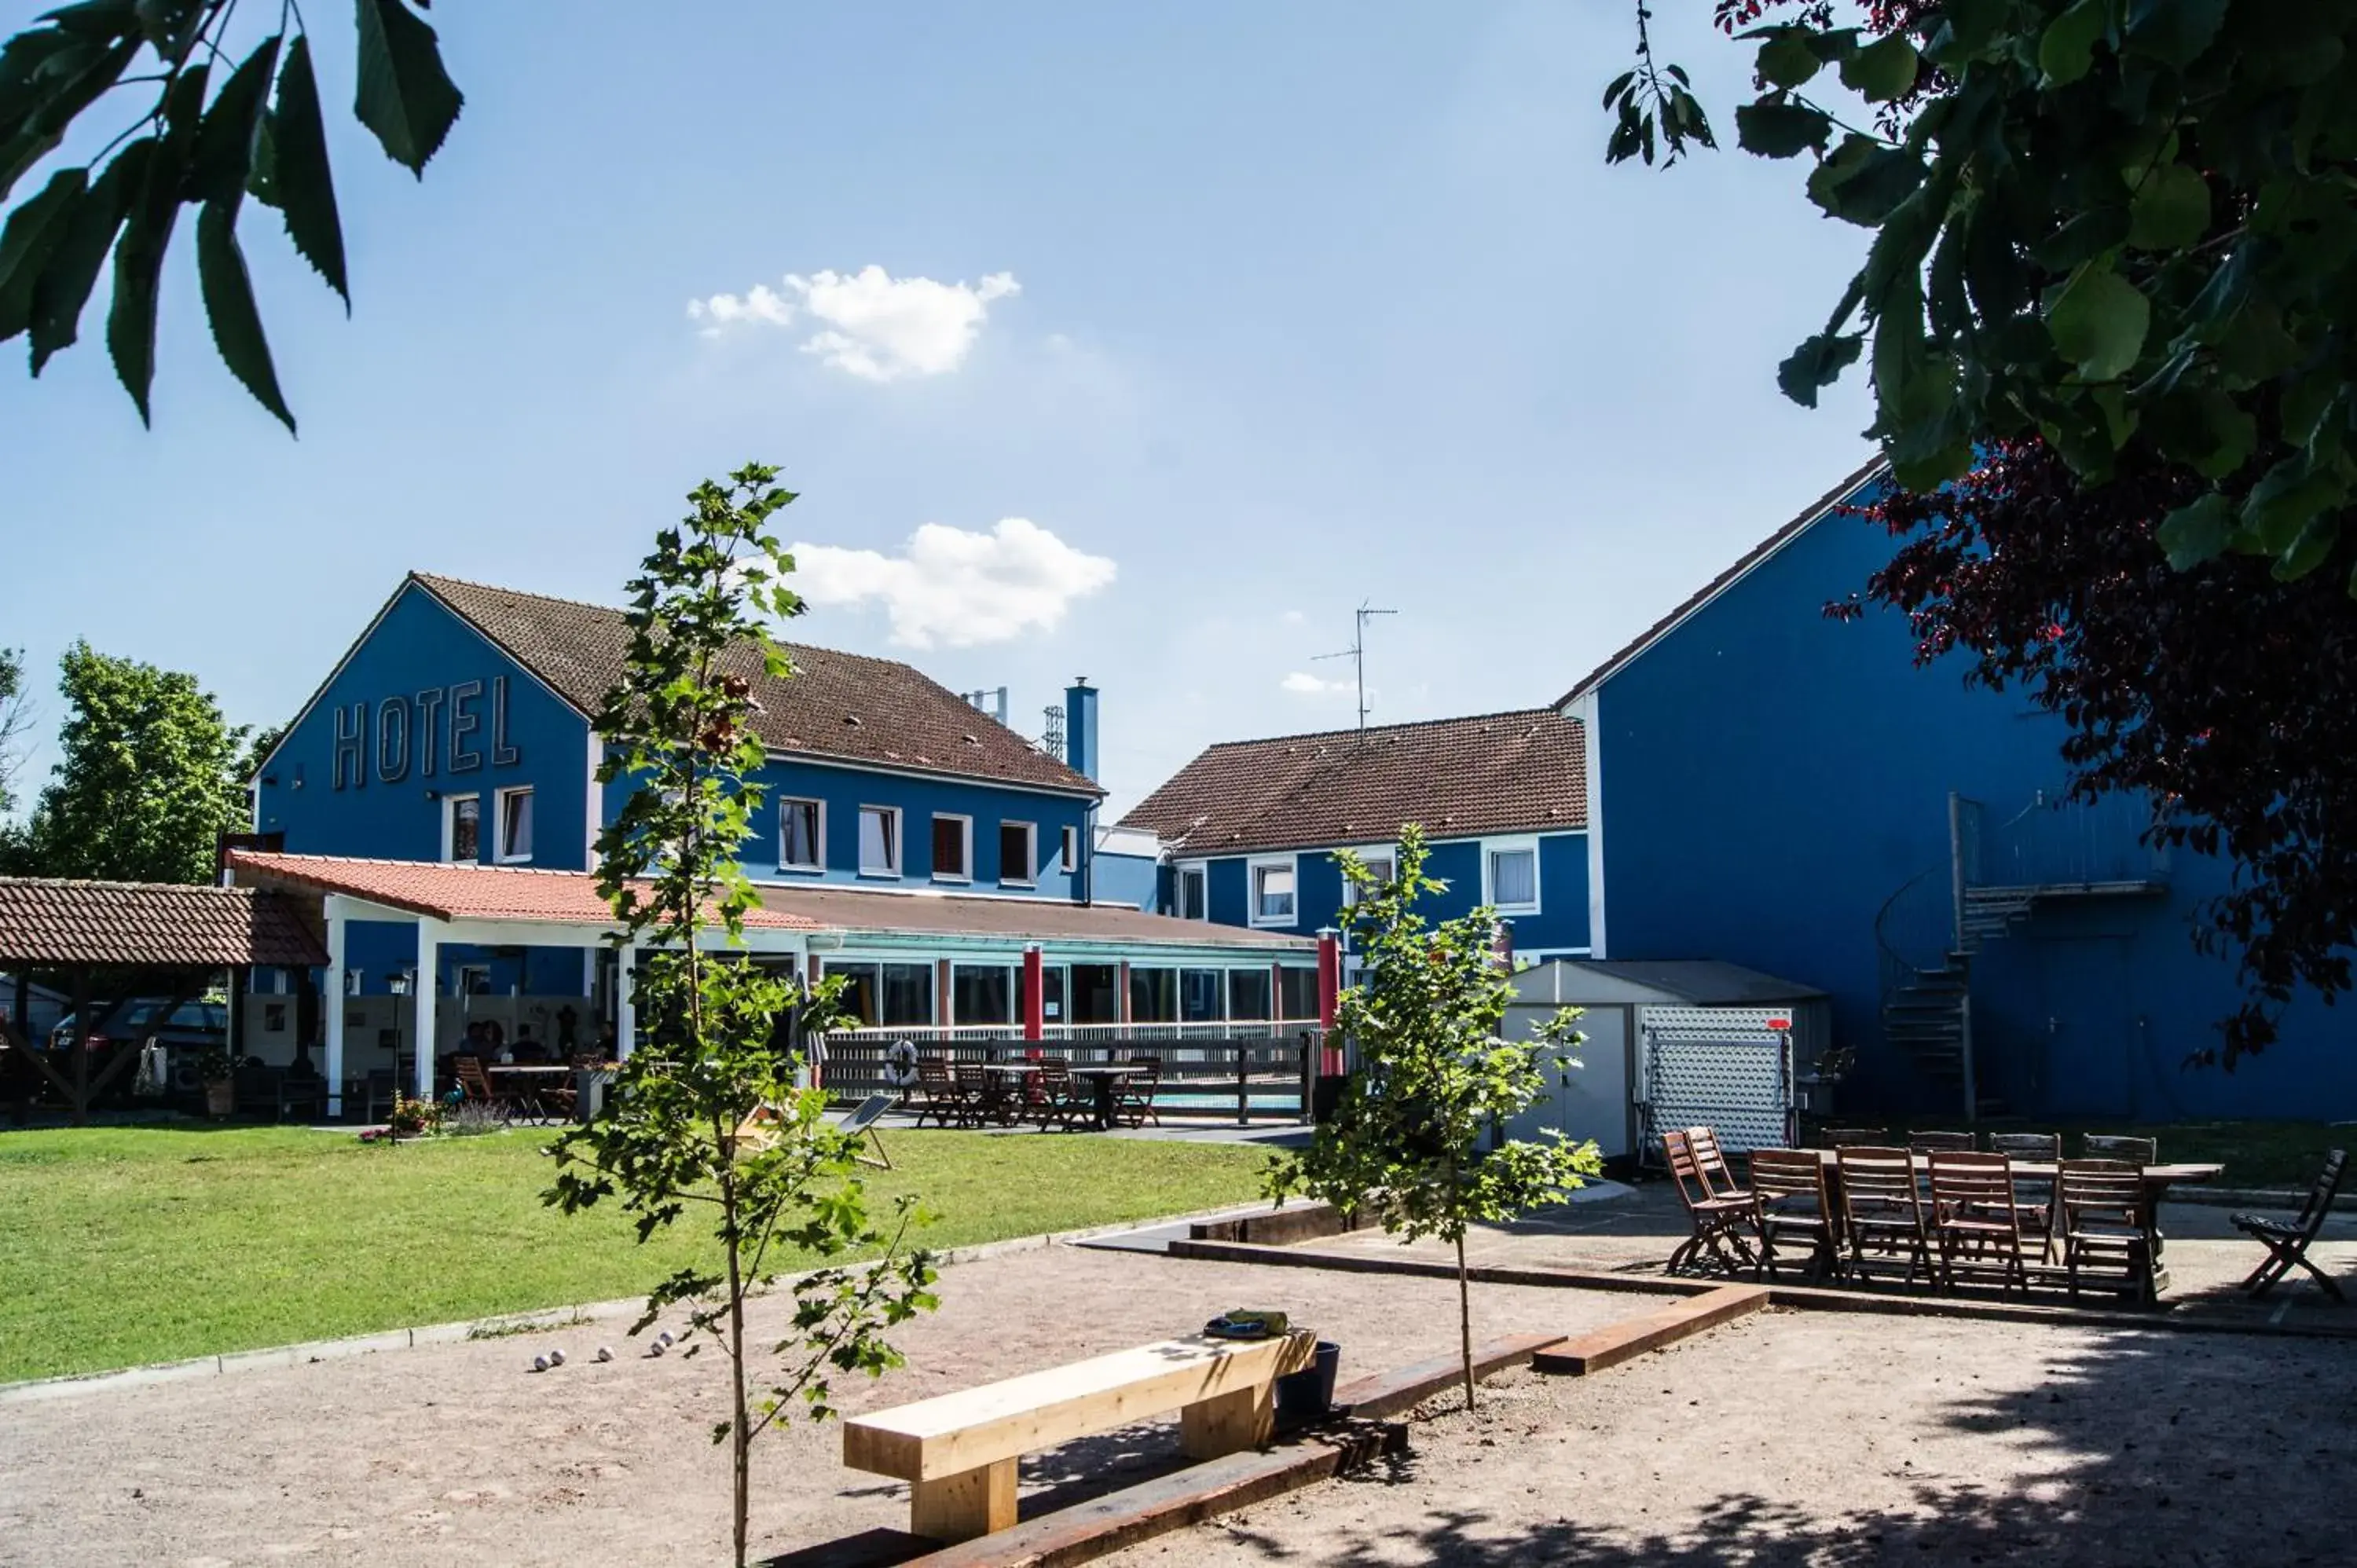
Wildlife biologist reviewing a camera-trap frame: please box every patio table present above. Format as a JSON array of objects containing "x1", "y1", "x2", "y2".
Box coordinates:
[
  {"x1": 1067, "y1": 1064, "x2": 1136, "y2": 1130},
  {"x1": 1801, "y1": 1148, "x2": 2223, "y2": 1292},
  {"x1": 486, "y1": 1064, "x2": 584, "y2": 1120}
]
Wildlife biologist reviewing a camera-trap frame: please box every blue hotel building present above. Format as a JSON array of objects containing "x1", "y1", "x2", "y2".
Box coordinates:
[{"x1": 227, "y1": 573, "x2": 1318, "y2": 1112}]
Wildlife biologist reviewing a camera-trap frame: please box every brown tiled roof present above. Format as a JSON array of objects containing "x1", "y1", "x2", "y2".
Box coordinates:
[
  {"x1": 223, "y1": 852, "x2": 1307, "y2": 951},
  {"x1": 408, "y1": 573, "x2": 1100, "y2": 797},
  {"x1": 1556, "y1": 456, "x2": 1890, "y2": 706},
  {"x1": 0, "y1": 879, "x2": 329, "y2": 968},
  {"x1": 758, "y1": 883, "x2": 1315, "y2": 949},
  {"x1": 226, "y1": 852, "x2": 819, "y2": 930},
  {"x1": 1118, "y1": 709, "x2": 1586, "y2": 857}
]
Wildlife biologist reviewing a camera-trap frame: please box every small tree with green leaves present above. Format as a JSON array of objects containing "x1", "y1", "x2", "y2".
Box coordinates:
[
  {"x1": 1266, "y1": 826, "x2": 1601, "y2": 1411},
  {"x1": 546, "y1": 465, "x2": 936, "y2": 1568}
]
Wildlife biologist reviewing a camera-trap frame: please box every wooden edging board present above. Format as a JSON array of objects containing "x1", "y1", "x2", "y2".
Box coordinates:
[{"x1": 1530, "y1": 1284, "x2": 1769, "y2": 1376}]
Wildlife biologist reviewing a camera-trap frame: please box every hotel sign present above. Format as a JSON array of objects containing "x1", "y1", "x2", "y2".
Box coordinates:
[{"x1": 332, "y1": 676, "x2": 522, "y2": 789}]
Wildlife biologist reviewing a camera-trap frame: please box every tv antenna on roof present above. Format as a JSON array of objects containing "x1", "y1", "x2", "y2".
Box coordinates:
[{"x1": 1314, "y1": 600, "x2": 1398, "y2": 731}]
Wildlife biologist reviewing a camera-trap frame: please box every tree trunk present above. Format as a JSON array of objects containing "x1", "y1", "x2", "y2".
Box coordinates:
[
  {"x1": 725, "y1": 1170, "x2": 751, "y2": 1568},
  {"x1": 1455, "y1": 1229, "x2": 1475, "y2": 1412}
]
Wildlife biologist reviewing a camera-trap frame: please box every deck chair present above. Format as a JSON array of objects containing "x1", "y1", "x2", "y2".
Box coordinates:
[
  {"x1": 1661, "y1": 1127, "x2": 1758, "y2": 1277},
  {"x1": 1837, "y1": 1146, "x2": 1930, "y2": 1285},
  {"x1": 2234, "y1": 1149, "x2": 2347, "y2": 1302},
  {"x1": 1749, "y1": 1148, "x2": 1837, "y2": 1280},
  {"x1": 833, "y1": 1093, "x2": 895, "y2": 1169},
  {"x1": 909, "y1": 1057, "x2": 965, "y2": 1129}
]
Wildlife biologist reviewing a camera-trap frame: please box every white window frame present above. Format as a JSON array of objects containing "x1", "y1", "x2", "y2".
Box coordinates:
[
  {"x1": 1482, "y1": 835, "x2": 1541, "y2": 914},
  {"x1": 779, "y1": 797, "x2": 826, "y2": 873},
  {"x1": 1339, "y1": 844, "x2": 1397, "y2": 907},
  {"x1": 493, "y1": 785, "x2": 534, "y2": 864},
  {"x1": 930, "y1": 812, "x2": 973, "y2": 884},
  {"x1": 1059, "y1": 824, "x2": 1079, "y2": 874},
  {"x1": 1175, "y1": 860, "x2": 1209, "y2": 921},
  {"x1": 1248, "y1": 854, "x2": 1299, "y2": 928},
  {"x1": 442, "y1": 792, "x2": 482, "y2": 863},
  {"x1": 859, "y1": 805, "x2": 904, "y2": 878},
  {"x1": 998, "y1": 820, "x2": 1037, "y2": 888}
]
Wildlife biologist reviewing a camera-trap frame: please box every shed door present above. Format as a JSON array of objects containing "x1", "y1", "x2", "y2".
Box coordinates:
[
  {"x1": 2037, "y1": 937, "x2": 2134, "y2": 1119},
  {"x1": 1500, "y1": 1004, "x2": 1632, "y2": 1160}
]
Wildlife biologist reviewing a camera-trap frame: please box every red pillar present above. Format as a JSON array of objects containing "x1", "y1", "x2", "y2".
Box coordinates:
[
  {"x1": 1022, "y1": 946, "x2": 1045, "y2": 1043},
  {"x1": 1316, "y1": 934, "x2": 1343, "y2": 1075}
]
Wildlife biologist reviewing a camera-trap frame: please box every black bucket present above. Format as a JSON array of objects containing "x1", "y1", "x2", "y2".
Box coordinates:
[{"x1": 1274, "y1": 1340, "x2": 1342, "y2": 1431}]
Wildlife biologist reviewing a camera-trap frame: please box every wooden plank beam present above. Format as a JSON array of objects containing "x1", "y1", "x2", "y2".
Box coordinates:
[{"x1": 1530, "y1": 1284, "x2": 1769, "y2": 1376}]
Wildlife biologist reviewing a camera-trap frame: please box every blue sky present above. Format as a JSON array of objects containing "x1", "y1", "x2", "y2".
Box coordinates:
[{"x1": 0, "y1": 1, "x2": 1875, "y2": 815}]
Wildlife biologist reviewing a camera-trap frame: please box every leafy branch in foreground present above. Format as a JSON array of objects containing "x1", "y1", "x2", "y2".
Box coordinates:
[
  {"x1": 545, "y1": 465, "x2": 937, "y2": 1568},
  {"x1": 1614, "y1": 0, "x2": 2357, "y2": 595},
  {"x1": 0, "y1": 0, "x2": 465, "y2": 431},
  {"x1": 1266, "y1": 826, "x2": 1600, "y2": 1412}
]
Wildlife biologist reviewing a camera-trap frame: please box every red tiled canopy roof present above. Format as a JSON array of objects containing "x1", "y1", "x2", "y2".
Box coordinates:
[
  {"x1": 407, "y1": 573, "x2": 1101, "y2": 797},
  {"x1": 226, "y1": 852, "x2": 819, "y2": 930},
  {"x1": 1119, "y1": 709, "x2": 1587, "y2": 858},
  {"x1": 0, "y1": 877, "x2": 329, "y2": 968}
]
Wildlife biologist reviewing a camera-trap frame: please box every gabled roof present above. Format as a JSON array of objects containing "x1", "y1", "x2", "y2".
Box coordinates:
[
  {"x1": 1556, "y1": 456, "x2": 1890, "y2": 707},
  {"x1": 409, "y1": 575, "x2": 1101, "y2": 797},
  {"x1": 0, "y1": 879, "x2": 330, "y2": 969},
  {"x1": 227, "y1": 852, "x2": 822, "y2": 929},
  {"x1": 1119, "y1": 709, "x2": 1585, "y2": 858}
]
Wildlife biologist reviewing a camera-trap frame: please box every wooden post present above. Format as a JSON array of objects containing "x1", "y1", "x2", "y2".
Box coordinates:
[
  {"x1": 910, "y1": 1458, "x2": 1017, "y2": 1543},
  {"x1": 1179, "y1": 1381, "x2": 1277, "y2": 1460}
]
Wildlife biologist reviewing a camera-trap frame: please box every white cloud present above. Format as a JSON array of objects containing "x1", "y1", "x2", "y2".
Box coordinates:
[
  {"x1": 1281, "y1": 609, "x2": 1307, "y2": 626},
  {"x1": 687, "y1": 266, "x2": 1020, "y2": 380},
  {"x1": 1281, "y1": 671, "x2": 1354, "y2": 697},
  {"x1": 790, "y1": 518, "x2": 1115, "y2": 649}
]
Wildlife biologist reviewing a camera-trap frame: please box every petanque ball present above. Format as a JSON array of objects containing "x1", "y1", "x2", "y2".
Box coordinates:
[
  {"x1": 596, "y1": 1346, "x2": 614, "y2": 1363},
  {"x1": 532, "y1": 1354, "x2": 549, "y2": 1372},
  {"x1": 548, "y1": 1348, "x2": 566, "y2": 1367}
]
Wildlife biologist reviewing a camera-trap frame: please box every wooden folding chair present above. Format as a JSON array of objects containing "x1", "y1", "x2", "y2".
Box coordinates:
[
  {"x1": 1661, "y1": 1127, "x2": 1757, "y2": 1277},
  {"x1": 1032, "y1": 1060, "x2": 1090, "y2": 1131},
  {"x1": 1927, "y1": 1150, "x2": 2031, "y2": 1294},
  {"x1": 452, "y1": 1055, "x2": 519, "y2": 1122},
  {"x1": 910, "y1": 1057, "x2": 964, "y2": 1129},
  {"x1": 1820, "y1": 1127, "x2": 1891, "y2": 1149},
  {"x1": 1116, "y1": 1056, "x2": 1161, "y2": 1128},
  {"x1": 1836, "y1": 1146, "x2": 1931, "y2": 1285},
  {"x1": 1749, "y1": 1148, "x2": 1838, "y2": 1280},
  {"x1": 2234, "y1": 1149, "x2": 2348, "y2": 1302},
  {"x1": 955, "y1": 1064, "x2": 1009, "y2": 1127},
  {"x1": 2058, "y1": 1159, "x2": 2156, "y2": 1302},
  {"x1": 1908, "y1": 1130, "x2": 1977, "y2": 1153},
  {"x1": 2083, "y1": 1133, "x2": 2158, "y2": 1164},
  {"x1": 1988, "y1": 1132, "x2": 2062, "y2": 1262}
]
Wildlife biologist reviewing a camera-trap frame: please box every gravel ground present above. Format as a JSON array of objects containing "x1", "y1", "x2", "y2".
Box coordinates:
[
  {"x1": 0, "y1": 1243, "x2": 1637, "y2": 1568},
  {"x1": 1107, "y1": 1308, "x2": 2357, "y2": 1568}
]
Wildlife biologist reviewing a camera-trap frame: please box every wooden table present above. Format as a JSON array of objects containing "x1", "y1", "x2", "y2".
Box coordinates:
[
  {"x1": 486, "y1": 1064, "x2": 596, "y2": 1119},
  {"x1": 1068, "y1": 1064, "x2": 1136, "y2": 1130},
  {"x1": 1800, "y1": 1149, "x2": 2223, "y2": 1291}
]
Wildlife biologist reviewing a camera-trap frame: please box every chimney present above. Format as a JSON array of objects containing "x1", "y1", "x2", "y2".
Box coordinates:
[{"x1": 1065, "y1": 678, "x2": 1098, "y2": 780}]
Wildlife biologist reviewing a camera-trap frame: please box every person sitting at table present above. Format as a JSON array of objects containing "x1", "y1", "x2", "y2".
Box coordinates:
[
  {"x1": 511, "y1": 1025, "x2": 548, "y2": 1063},
  {"x1": 483, "y1": 1020, "x2": 511, "y2": 1064}
]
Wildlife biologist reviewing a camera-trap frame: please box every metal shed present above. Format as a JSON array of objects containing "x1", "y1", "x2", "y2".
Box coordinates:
[{"x1": 1500, "y1": 958, "x2": 1831, "y2": 1162}]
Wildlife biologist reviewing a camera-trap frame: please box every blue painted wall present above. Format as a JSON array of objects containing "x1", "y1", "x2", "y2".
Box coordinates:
[
  {"x1": 1173, "y1": 833, "x2": 1590, "y2": 951},
  {"x1": 1593, "y1": 474, "x2": 2350, "y2": 1121},
  {"x1": 1093, "y1": 848, "x2": 1160, "y2": 911},
  {"x1": 601, "y1": 757, "x2": 1098, "y2": 899},
  {"x1": 255, "y1": 584, "x2": 592, "y2": 870}
]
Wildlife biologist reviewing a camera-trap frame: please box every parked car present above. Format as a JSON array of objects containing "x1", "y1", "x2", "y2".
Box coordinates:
[{"x1": 49, "y1": 999, "x2": 230, "y2": 1092}]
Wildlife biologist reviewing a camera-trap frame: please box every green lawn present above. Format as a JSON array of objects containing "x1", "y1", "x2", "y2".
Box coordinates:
[{"x1": 0, "y1": 1125, "x2": 1271, "y2": 1385}]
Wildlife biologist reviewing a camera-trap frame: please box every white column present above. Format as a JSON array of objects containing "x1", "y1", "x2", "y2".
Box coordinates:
[
  {"x1": 323, "y1": 899, "x2": 347, "y2": 1117},
  {"x1": 414, "y1": 919, "x2": 442, "y2": 1101},
  {"x1": 615, "y1": 941, "x2": 637, "y2": 1061}
]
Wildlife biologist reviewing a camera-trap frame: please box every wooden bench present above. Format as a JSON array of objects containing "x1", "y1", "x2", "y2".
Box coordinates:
[{"x1": 842, "y1": 1329, "x2": 1317, "y2": 1543}]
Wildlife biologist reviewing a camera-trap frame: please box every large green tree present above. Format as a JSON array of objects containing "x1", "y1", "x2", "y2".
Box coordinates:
[
  {"x1": 1615, "y1": 0, "x2": 2357, "y2": 592},
  {"x1": 0, "y1": 645, "x2": 28, "y2": 819},
  {"x1": 0, "y1": 0, "x2": 464, "y2": 431},
  {"x1": 6, "y1": 641, "x2": 250, "y2": 883}
]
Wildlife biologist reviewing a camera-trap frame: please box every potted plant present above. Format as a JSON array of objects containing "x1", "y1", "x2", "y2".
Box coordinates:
[{"x1": 197, "y1": 1046, "x2": 235, "y2": 1119}]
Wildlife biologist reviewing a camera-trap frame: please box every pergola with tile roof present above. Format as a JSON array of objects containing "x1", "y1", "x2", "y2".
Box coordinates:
[
  {"x1": 0, "y1": 877, "x2": 329, "y2": 1123},
  {"x1": 225, "y1": 851, "x2": 819, "y2": 1111}
]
